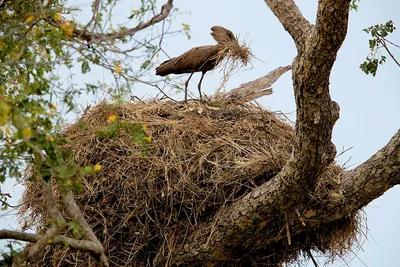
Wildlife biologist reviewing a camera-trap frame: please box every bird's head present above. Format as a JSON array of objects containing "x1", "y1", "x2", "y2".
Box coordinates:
[{"x1": 210, "y1": 26, "x2": 237, "y2": 45}]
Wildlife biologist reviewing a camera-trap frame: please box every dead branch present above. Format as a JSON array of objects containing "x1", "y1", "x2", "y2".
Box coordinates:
[{"x1": 212, "y1": 65, "x2": 291, "y2": 102}]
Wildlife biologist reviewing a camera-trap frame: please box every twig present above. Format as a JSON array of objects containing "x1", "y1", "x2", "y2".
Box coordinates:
[
  {"x1": 380, "y1": 38, "x2": 400, "y2": 67},
  {"x1": 295, "y1": 208, "x2": 306, "y2": 226},
  {"x1": 335, "y1": 146, "x2": 353, "y2": 159},
  {"x1": 285, "y1": 214, "x2": 291, "y2": 246},
  {"x1": 307, "y1": 250, "x2": 319, "y2": 267}
]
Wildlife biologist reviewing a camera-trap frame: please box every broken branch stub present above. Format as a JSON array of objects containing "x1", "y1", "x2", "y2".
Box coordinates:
[{"x1": 212, "y1": 65, "x2": 291, "y2": 102}]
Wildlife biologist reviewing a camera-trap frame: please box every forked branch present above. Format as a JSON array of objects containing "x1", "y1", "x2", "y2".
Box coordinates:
[{"x1": 45, "y1": 0, "x2": 174, "y2": 42}]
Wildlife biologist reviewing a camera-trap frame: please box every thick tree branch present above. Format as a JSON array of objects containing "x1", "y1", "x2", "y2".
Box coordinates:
[
  {"x1": 45, "y1": 0, "x2": 174, "y2": 42},
  {"x1": 263, "y1": 0, "x2": 312, "y2": 49},
  {"x1": 255, "y1": 129, "x2": 400, "y2": 244},
  {"x1": 340, "y1": 129, "x2": 400, "y2": 213}
]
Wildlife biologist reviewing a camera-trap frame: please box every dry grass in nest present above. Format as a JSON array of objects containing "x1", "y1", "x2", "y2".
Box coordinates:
[
  {"x1": 216, "y1": 38, "x2": 253, "y2": 72},
  {"x1": 215, "y1": 38, "x2": 253, "y2": 93},
  {"x1": 18, "y1": 100, "x2": 364, "y2": 266},
  {"x1": 219, "y1": 39, "x2": 253, "y2": 66}
]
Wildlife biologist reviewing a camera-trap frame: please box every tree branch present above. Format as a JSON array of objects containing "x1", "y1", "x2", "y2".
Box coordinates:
[
  {"x1": 263, "y1": 0, "x2": 312, "y2": 49},
  {"x1": 45, "y1": 0, "x2": 174, "y2": 42},
  {"x1": 23, "y1": 180, "x2": 67, "y2": 261},
  {"x1": 59, "y1": 188, "x2": 109, "y2": 266},
  {"x1": 212, "y1": 65, "x2": 291, "y2": 102},
  {"x1": 258, "y1": 129, "x2": 400, "y2": 243},
  {"x1": 340, "y1": 129, "x2": 400, "y2": 213},
  {"x1": 0, "y1": 229, "x2": 103, "y2": 254}
]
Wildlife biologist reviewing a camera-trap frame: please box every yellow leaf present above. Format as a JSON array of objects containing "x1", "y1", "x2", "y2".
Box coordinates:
[
  {"x1": 115, "y1": 64, "x2": 122, "y2": 74},
  {"x1": 65, "y1": 26, "x2": 74, "y2": 36},
  {"x1": 50, "y1": 104, "x2": 57, "y2": 111},
  {"x1": 46, "y1": 136, "x2": 55, "y2": 142},
  {"x1": 142, "y1": 124, "x2": 147, "y2": 131},
  {"x1": 61, "y1": 21, "x2": 74, "y2": 36},
  {"x1": 23, "y1": 128, "x2": 33, "y2": 138},
  {"x1": 25, "y1": 15, "x2": 35, "y2": 23},
  {"x1": 144, "y1": 136, "x2": 151, "y2": 142},
  {"x1": 0, "y1": 99, "x2": 10, "y2": 126},
  {"x1": 54, "y1": 13, "x2": 62, "y2": 20},
  {"x1": 107, "y1": 114, "x2": 117, "y2": 123},
  {"x1": 93, "y1": 164, "x2": 102, "y2": 172},
  {"x1": 5, "y1": 127, "x2": 12, "y2": 136}
]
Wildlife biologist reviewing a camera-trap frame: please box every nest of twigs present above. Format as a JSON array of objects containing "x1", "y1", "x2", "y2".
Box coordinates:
[{"x1": 19, "y1": 100, "x2": 363, "y2": 266}]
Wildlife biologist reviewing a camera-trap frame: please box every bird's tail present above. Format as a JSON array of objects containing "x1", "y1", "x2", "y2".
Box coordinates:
[{"x1": 155, "y1": 59, "x2": 171, "y2": 76}]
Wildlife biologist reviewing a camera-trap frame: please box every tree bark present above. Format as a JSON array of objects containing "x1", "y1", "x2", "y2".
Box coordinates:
[{"x1": 165, "y1": 0, "x2": 400, "y2": 265}]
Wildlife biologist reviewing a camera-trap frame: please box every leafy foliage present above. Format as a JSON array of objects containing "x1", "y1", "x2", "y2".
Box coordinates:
[
  {"x1": 0, "y1": 0, "x2": 181, "y2": 211},
  {"x1": 0, "y1": 243, "x2": 22, "y2": 266},
  {"x1": 360, "y1": 20, "x2": 398, "y2": 76},
  {"x1": 0, "y1": 1, "x2": 182, "y2": 262},
  {"x1": 350, "y1": 0, "x2": 361, "y2": 11}
]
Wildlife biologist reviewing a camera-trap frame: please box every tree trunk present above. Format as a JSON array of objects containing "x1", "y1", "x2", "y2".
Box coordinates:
[{"x1": 166, "y1": 0, "x2": 400, "y2": 265}]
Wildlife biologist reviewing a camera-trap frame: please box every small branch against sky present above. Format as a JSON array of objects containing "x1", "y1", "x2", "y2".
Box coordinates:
[{"x1": 360, "y1": 20, "x2": 399, "y2": 76}]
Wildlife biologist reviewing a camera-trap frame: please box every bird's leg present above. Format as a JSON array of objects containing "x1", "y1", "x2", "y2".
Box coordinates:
[
  {"x1": 184, "y1": 72, "x2": 194, "y2": 102},
  {"x1": 197, "y1": 71, "x2": 206, "y2": 101}
]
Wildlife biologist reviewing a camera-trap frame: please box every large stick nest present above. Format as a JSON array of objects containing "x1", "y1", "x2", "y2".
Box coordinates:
[{"x1": 19, "y1": 100, "x2": 362, "y2": 266}]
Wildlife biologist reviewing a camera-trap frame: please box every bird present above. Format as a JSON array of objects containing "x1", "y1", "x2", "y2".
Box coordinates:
[{"x1": 155, "y1": 26, "x2": 238, "y2": 101}]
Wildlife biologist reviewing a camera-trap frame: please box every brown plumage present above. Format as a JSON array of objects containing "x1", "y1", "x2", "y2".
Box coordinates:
[{"x1": 155, "y1": 26, "x2": 237, "y2": 101}]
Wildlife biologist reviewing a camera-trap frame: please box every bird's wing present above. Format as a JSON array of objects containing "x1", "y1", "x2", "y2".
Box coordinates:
[{"x1": 155, "y1": 45, "x2": 220, "y2": 76}]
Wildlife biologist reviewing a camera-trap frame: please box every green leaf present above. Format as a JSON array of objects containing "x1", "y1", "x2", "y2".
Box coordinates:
[{"x1": 81, "y1": 60, "x2": 91, "y2": 74}]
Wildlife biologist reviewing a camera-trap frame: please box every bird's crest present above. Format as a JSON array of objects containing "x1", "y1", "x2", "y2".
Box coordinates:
[{"x1": 210, "y1": 26, "x2": 237, "y2": 45}]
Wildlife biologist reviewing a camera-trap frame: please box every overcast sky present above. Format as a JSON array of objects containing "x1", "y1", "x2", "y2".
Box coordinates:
[{"x1": 1, "y1": 1, "x2": 399, "y2": 266}]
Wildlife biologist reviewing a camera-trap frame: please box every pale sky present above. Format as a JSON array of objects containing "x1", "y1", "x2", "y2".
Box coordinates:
[{"x1": 1, "y1": 1, "x2": 399, "y2": 266}]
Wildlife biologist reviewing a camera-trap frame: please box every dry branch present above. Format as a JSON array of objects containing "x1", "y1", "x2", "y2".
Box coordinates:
[{"x1": 212, "y1": 65, "x2": 291, "y2": 102}]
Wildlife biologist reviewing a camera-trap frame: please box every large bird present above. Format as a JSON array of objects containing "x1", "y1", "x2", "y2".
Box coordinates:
[{"x1": 155, "y1": 26, "x2": 238, "y2": 101}]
